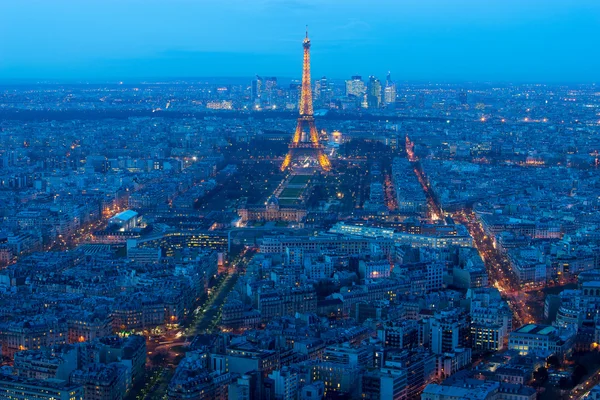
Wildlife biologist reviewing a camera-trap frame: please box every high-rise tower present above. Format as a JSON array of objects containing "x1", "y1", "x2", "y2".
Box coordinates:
[
  {"x1": 368, "y1": 75, "x2": 382, "y2": 108},
  {"x1": 281, "y1": 29, "x2": 331, "y2": 172},
  {"x1": 345, "y1": 75, "x2": 366, "y2": 98},
  {"x1": 252, "y1": 75, "x2": 264, "y2": 100},
  {"x1": 384, "y1": 71, "x2": 396, "y2": 105}
]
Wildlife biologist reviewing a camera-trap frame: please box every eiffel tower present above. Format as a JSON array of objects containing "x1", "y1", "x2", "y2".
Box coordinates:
[{"x1": 281, "y1": 28, "x2": 331, "y2": 172}]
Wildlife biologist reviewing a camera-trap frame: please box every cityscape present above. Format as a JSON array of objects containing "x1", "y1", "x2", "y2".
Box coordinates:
[{"x1": 1, "y1": 2, "x2": 600, "y2": 400}]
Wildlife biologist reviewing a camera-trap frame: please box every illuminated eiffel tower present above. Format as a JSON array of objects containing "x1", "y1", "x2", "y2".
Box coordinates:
[{"x1": 281, "y1": 28, "x2": 331, "y2": 172}]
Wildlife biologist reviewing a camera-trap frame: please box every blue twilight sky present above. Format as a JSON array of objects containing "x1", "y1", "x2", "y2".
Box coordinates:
[{"x1": 1, "y1": 0, "x2": 599, "y2": 83}]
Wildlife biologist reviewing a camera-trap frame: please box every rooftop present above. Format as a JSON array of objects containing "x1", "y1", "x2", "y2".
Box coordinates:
[
  {"x1": 514, "y1": 324, "x2": 556, "y2": 336},
  {"x1": 112, "y1": 210, "x2": 138, "y2": 222}
]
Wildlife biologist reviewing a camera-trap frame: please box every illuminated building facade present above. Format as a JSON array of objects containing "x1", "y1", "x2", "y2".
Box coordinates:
[
  {"x1": 384, "y1": 71, "x2": 396, "y2": 105},
  {"x1": 314, "y1": 76, "x2": 333, "y2": 105},
  {"x1": 508, "y1": 324, "x2": 575, "y2": 359},
  {"x1": 346, "y1": 75, "x2": 366, "y2": 98},
  {"x1": 238, "y1": 195, "x2": 307, "y2": 223},
  {"x1": 0, "y1": 375, "x2": 83, "y2": 400},
  {"x1": 367, "y1": 75, "x2": 382, "y2": 108}
]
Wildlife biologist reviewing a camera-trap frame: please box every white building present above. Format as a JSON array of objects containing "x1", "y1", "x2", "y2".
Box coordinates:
[
  {"x1": 359, "y1": 259, "x2": 391, "y2": 280},
  {"x1": 508, "y1": 324, "x2": 575, "y2": 359},
  {"x1": 268, "y1": 367, "x2": 299, "y2": 400},
  {"x1": 108, "y1": 210, "x2": 140, "y2": 231}
]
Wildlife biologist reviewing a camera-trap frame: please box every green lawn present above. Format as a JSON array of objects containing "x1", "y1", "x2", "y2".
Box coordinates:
[
  {"x1": 280, "y1": 187, "x2": 304, "y2": 198},
  {"x1": 289, "y1": 174, "x2": 312, "y2": 185},
  {"x1": 278, "y1": 198, "x2": 299, "y2": 207}
]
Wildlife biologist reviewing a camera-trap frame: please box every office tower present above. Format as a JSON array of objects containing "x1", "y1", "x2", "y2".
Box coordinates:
[
  {"x1": 264, "y1": 76, "x2": 277, "y2": 105},
  {"x1": 265, "y1": 77, "x2": 277, "y2": 92},
  {"x1": 251, "y1": 75, "x2": 263, "y2": 100},
  {"x1": 315, "y1": 76, "x2": 333, "y2": 105},
  {"x1": 345, "y1": 75, "x2": 366, "y2": 98},
  {"x1": 314, "y1": 77, "x2": 323, "y2": 101},
  {"x1": 367, "y1": 75, "x2": 382, "y2": 108},
  {"x1": 384, "y1": 71, "x2": 396, "y2": 105}
]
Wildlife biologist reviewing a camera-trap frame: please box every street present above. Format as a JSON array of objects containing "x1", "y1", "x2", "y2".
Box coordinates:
[
  {"x1": 138, "y1": 248, "x2": 254, "y2": 398},
  {"x1": 406, "y1": 136, "x2": 536, "y2": 328},
  {"x1": 453, "y1": 211, "x2": 537, "y2": 327}
]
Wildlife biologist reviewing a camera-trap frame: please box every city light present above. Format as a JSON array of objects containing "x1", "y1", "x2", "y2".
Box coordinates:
[{"x1": 2, "y1": 7, "x2": 598, "y2": 400}]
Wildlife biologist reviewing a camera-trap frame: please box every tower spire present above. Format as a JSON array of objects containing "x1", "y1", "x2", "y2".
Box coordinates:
[{"x1": 299, "y1": 26, "x2": 313, "y2": 117}]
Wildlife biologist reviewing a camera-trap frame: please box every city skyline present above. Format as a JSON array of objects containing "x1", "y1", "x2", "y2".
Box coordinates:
[
  {"x1": 2, "y1": 3, "x2": 600, "y2": 400},
  {"x1": 2, "y1": 0, "x2": 600, "y2": 83}
]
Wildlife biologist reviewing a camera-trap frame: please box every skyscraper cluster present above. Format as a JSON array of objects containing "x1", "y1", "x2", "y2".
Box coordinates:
[{"x1": 344, "y1": 72, "x2": 396, "y2": 109}]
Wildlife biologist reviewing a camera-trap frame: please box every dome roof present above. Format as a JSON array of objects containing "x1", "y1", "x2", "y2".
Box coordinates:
[{"x1": 266, "y1": 195, "x2": 279, "y2": 206}]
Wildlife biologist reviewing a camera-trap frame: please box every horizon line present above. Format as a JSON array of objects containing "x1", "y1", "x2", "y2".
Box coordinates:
[{"x1": 0, "y1": 76, "x2": 597, "y2": 86}]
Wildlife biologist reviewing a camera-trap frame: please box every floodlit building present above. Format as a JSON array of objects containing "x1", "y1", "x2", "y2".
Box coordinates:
[{"x1": 508, "y1": 324, "x2": 575, "y2": 359}]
